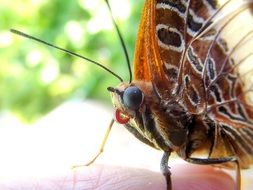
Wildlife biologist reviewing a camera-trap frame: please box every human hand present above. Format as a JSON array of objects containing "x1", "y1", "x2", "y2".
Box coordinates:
[
  {"x1": 0, "y1": 164, "x2": 234, "y2": 190},
  {"x1": 72, "y1": 164, "x2": 234, "y2": 190}
]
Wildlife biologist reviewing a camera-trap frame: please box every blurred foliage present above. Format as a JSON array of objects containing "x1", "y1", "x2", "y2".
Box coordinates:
[{"x1": 0, "y1": 0, "x2": 143, "y2": 122}]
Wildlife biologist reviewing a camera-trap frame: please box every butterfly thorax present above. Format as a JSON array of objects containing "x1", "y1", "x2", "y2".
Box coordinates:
[{"x1": 109, "y1": 81, "x2": 214, "y2": 157}]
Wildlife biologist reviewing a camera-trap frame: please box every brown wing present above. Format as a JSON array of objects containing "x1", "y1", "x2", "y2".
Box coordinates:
[
  {"x1": 133, "y1": 0, "x2": 253, "y2": 125},
  {"x1": 133, "y1": 0, "x2": 221, "y2": 106},
  {"x1": 203, "y1": 1, "x2": 253, "y2": 167},
  {"x1": 133, "y1": 0, "x2": 253, "y2": 167},
  {"x1": 203, "y1": 1, "x2": 253, "y2": 128},
  {"x1": 179, "y1": 0, "x2": 223, "y2": 114},
  {"x1": 179, "y1": 0, "x2": 253, "y2": 168}
]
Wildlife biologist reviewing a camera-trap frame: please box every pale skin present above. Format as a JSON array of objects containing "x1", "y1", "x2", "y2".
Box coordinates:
[{"x1": 0, "y1": 164, "x2": 234, "y2": 190}]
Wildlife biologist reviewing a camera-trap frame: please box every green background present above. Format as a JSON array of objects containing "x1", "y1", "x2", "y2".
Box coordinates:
[{"x1": 0, "y1": 0, "x2": 143, "y2": 122}]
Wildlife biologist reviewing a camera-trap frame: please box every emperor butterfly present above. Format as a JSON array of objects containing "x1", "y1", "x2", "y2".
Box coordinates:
[
  {"x1": 108, "y1": 0, "x2": 253, "y2": 189},
  {"x1": 11, "y1": 0, "x2": 253, "y2": 189}
]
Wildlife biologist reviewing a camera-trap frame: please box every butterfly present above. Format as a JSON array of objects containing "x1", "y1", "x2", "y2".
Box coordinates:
[
  {"x1": 11, "y1": 0, "x2": 253, "y2": 189},
  {"x1": 106, "y1": 0, "x2": 253, "y2": 189}
]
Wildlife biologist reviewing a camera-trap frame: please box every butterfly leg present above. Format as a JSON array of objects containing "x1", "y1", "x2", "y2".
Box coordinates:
[
  {"x1": 235, "y1": 159, "x2": 241, "y2": 190},
  {"x1": 185, "y1": 156, "x2": 240, "y2": 190},
  {"x1": 72, "y1": 118, "x2": 114, "y2": 168},
  {"x1": 160, "y1": 151, "x2": 172, "y2": 190}
]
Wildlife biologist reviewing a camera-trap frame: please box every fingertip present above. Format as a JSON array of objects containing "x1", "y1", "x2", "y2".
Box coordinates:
[
  {"x1": 172, "y1": 164, "x2": 235, "y2": 190},
  {"x1": 73, "y1": 164, "x2": 235, "y2": 190}
]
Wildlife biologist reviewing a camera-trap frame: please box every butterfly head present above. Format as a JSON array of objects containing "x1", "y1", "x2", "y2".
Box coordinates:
[{"x1": 107, "y1": 83, "x2": 145, "y2": 124}]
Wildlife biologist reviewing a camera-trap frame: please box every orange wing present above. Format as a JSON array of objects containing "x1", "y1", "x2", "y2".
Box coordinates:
[
  {"x1": 133, "y1": 0, "x2": 253, "y2": 111},
  {"x1": 133, "y1": 0, "x2": 170, "y2": 98},
  {"x1": 133, "y1": 0, "x2": 151, "y2": 82},
  {"x1": 133, "y1": 0, "x2": 219, "y2": 103}
]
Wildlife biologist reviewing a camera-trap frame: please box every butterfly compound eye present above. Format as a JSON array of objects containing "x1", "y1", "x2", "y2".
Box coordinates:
[{"x1": 123, "y1": 86, "x2": 143, "y2": 110}]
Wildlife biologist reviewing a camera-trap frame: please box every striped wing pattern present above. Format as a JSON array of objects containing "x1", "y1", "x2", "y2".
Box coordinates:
[{"x1": 143, "y1": 0, "x2": 253, "y2": 168}]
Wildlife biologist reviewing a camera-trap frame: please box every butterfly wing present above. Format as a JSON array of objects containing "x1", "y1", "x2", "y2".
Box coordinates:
[
  {"x1": 204, "y1": 1, "x2": 253, "y2": 127},
  {"x1": 202, "y1": 1, "x2": 253, "y2": 167},
  {"x1": 133, "y1": 0, "x2": 220, "y2": 111},
  {"x1": 133, "y1": 0, "x2": 152, "y2": 82},
  {"x1": 133, "y1": 0, "x2": 253, "y2": 167},
  {"x1": 134, "y1": 0, "x2": 253, "y2": 125},
  {"x1": 175, "y1": 0, "x2": 253, "y2": 167},
  {"x1": 134, "y1": 0, "x2": 188, "y2": 96}
]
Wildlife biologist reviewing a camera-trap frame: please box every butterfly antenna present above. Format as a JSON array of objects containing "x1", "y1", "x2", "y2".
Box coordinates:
[
  {"x1": 104, "y1": 0, "x2": 132, "y2": 83},
  {"x1": 10, "y1": 29, "x2": 123, "y2": 82}
]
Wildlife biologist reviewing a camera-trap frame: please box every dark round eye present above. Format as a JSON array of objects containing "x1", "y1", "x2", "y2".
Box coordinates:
[{"x1": 123, "y1": 86, "x2": 143, "y2": 110}]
